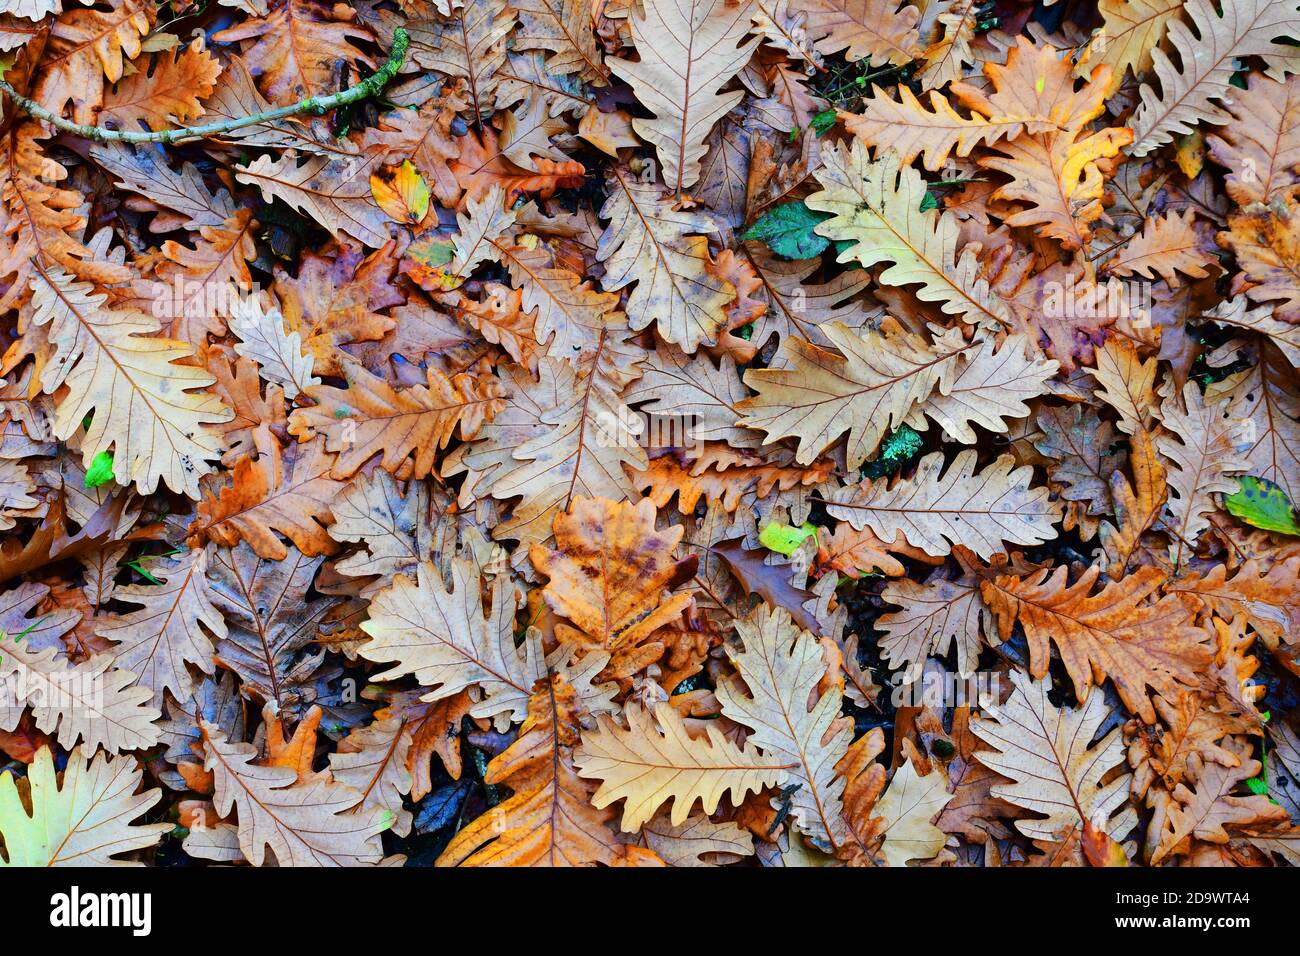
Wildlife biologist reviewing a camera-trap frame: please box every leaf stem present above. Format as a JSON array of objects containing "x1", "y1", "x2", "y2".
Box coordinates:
[{"x1": 0, "y1": 28, "x2": 409, "y2": 145}]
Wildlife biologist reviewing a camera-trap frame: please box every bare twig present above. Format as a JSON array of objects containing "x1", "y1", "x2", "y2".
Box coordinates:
[{"x1": 0, "y1": 28, "x2": 409, "y2": 146}]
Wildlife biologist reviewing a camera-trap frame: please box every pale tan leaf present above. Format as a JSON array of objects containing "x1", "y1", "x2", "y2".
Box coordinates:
[
  {"x1": 407, "y1": 0, "x2": 514, "y2": 126},
  {"x1": 359, "y1": 557, "x2": 544, "y2": 724},
  {"x1": 1087, "y1": 337, "x2": 1158, "y2": 438},
  {"x1": 805, "y1": 0, "x2": 920, "y2": 65},
  {"x1": 511, "y1": 0, "x2": 607, "y2": 85},
  {"x1": 607, "y1": 0, "x2": 760, "y2": 194},
  {"x1": 1205, "y1": 296, "x2": 1300, "y2": 368},
  {"x1": 1156, "y1": 381, "x2": 1251, "y2": 564},
  {"x1": 622, "y1": 342, "x2": 759, "y2": 448},
  {"x1": 328, "y1": 718, "x2": 414, "y2": 838},
  {"x1": 1210, "y1": 344, "x2": 1300, "y2": 501},
  {"x1": 1082, "y1": 0, "x2": 1186, "y2": 93},
  {"x1": 737, "y1": 320, "x2": 968, "y2": 469},
  {"x1": 0, "y1": 746, "x2": 168, "y2": 867},
  {"x1": 444, "y1": 355, "x2": 646, "y2": 550},
  {"x1": 826, "y1": 450, "x2": 1062, "y2": 559},
  {"x1": 0, "y1": 642, "x2": 160, "y2": 754},
  {"x1": 96, "y1": 549, "x2": 224, "y2": 707},
  {"x1": 575, "y1": 702, "x2": 790, "y2": 830},
  {"x1": 641, "y1": 813, "x2": 754, "y2": 865},
  {"x1": 200, "y1": 722, "x2": 389, "y2": 866},
  {"x1": 910, "y1": 331, "x2": 1059, "y2": 444},
  {"x1": 1034, "y1": 403, "x2": 1121, "y2": 515},
  {"x1": 235, "y1": 152, "x2": 390, "y2": 248},
  {"x1": 1102, "y1": 210, "x2": 1216, "y2": 286},
  {"x1": 29, "y1": 267, "x2": 229, "y2": 498},
  {"x1": 807, "y1": 141, "x2": 1009, "y2": 325},
  {"x1": 89, "y1": 142, "x2": 235, "y2": 232},
  {"x1": 972, "y1": 669, "x2": 1134, "y2": 843},
  {"x1": 742, "y1": 245, "x2": 879, "y2": 353},
  {"x1": 876, "y1": 563, "x2": 988, "y2": 682},
  {"x1": 874, "y1": 756, "x2": 952, "y2": 866},
  {"x1": 1130, "y1": 0, "x2": 1300, "y2": 157},
  {"x1": 914, "y1": 0, "x2": 978, "y2": 91},
  {"x1": 228, "y1": 293, "x2": 319, "y2": 400},
  {"x1": 1205, "y1": 72, "x2": 1300, "y2": 206},
  {"x1": 716, "y1": 604, "x2": 854, "y2": 850},
  {"x1": 596, "y1": 167, "x2": 735, "y2": 352},
  {"x1": 326, "y1": 471, "x2": 441, "y2": 588}
]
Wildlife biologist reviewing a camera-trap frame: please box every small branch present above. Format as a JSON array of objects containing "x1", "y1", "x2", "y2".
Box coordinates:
[
  {"x1": 0, "y1": 28, "x2": 409, "y2": 146},
  {"x1": 1087, "y1": 230, "x2": 1136, "y2": 264}
]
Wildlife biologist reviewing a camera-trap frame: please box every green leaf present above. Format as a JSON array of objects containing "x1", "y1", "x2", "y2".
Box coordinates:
[
  {"x1": 742, "y1": 202, "x2": 832, "y2": 259},
  {"x1": 84, "y1": 450, "x2": 115, "y2": 488},
  {"x1": 1225, "y1": 476, "x2": 1300, "y2": 536},
  {"x1": 406, "y1": 236, "x2": 456, "y2": 267},
  {"x1": 403, "y1": 235, "x2": 460, "y2": 290},
  {"x1": 759, "y1": 521, "x2": 819, "y2": 557},
  {"x1": 880, "y1": 424, "x2": 924, "y2": 463}
]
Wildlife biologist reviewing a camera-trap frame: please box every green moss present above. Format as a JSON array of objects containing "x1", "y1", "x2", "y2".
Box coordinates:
[{"x1": 862, "y1": 424, "x2": 923, "y2": 479}]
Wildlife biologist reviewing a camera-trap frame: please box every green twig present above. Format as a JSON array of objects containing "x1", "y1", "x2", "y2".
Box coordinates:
[{"x1": 0, "y1": 28, "x2": 409, "y2": 145}]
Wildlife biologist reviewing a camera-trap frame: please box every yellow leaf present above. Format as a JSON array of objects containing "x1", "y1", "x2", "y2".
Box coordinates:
[
  {"x1": 370, "y1": 159, "x2": 431, "y2": 225},
  {"x1": 1175, "y1": 130, "x2": 1206, "y2": 178}
]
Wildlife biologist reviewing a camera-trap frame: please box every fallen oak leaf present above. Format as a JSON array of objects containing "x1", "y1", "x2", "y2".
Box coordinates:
[
  {"x1": 574, "y1": 702, "x2": 792, "y2": 831},
  {"x1": 530, "y1": 497, "x2": 697, "y2": 675},
  {"x1": 824, "y1": 450, "x2": 1062, "y2": 560},
  {"x1": 288, "y1": 357, "x2": 507, "y2": 480},
  {"x1": 0, "y1": 746, "x2": 169, "y2": 866},
  {"x1": 199, "y1": 721, "x2": 390, "y2": 866},
  {"x1": 716, "y1": 604, "x2": 853, "y2": 849},
  {"x1": 972, "y1": 669, "x2": 1135, "y2": 844},
  {"x1": 436, "y1": 674, "x2": 627, "y2": 867},
  {"x1": 980, "y1": 565, "x2": 1211, "y2": 723},
  {"x1": 710, "y1": 536, "x2": 821, "y2": 634}
]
